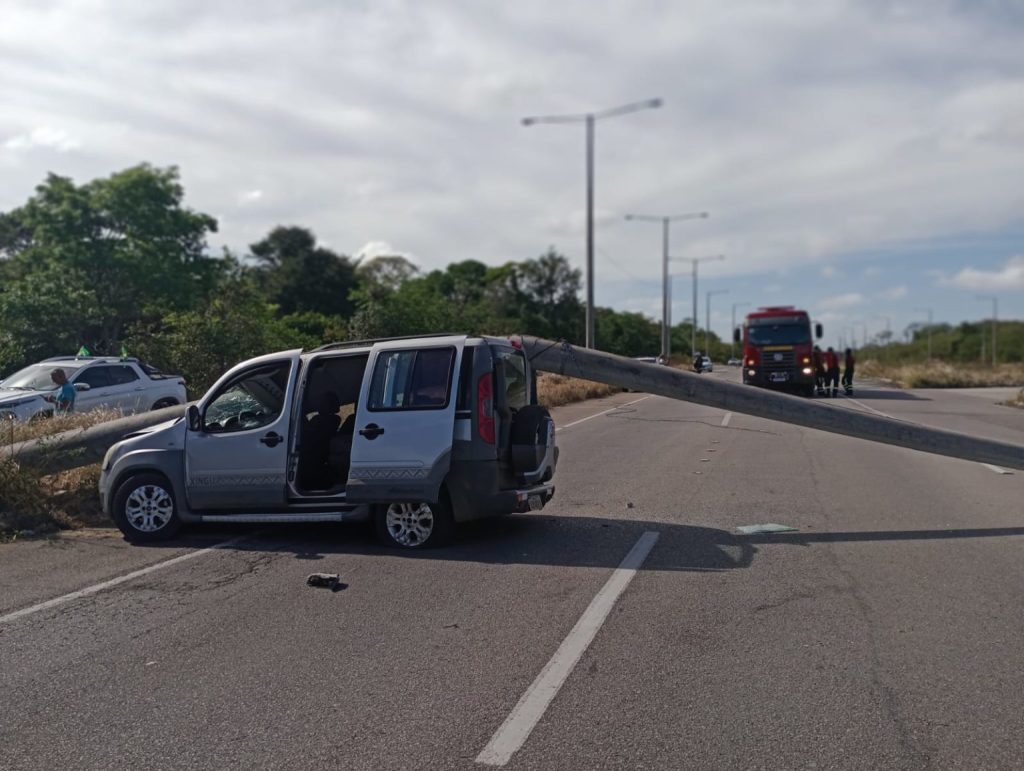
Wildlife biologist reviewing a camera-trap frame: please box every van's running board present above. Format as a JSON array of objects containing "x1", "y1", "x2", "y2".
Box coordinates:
[{"x1": 199, "y1": 513, "x2": 348, "y2": 524}]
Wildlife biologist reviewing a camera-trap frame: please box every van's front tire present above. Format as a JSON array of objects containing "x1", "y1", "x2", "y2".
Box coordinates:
[
  {"x1": 375, "y1": 499, "x2": 454, "y2": 549},
  {"x1": 112, "y1": 472, "x2": 182, "y2": 542}
]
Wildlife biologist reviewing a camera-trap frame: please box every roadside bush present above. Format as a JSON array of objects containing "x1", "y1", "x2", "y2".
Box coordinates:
[
  {"x1": 537, "y1": 373, "x2": 618, "y2": 408},
  {"x1": 859, "y1": 360, "x2": 1024, "y2": 388}
]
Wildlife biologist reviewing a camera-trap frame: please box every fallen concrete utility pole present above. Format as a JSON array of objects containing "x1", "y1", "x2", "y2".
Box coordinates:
[
  {"x1": 6, "y1": 337, "x2": 1022, "y2": 475},
  {"x1": 6, "y1": 404, "x2": 186, "y2": 476},
  {"x1": 518, "y1": 336, "x2": 1023, "y2": 471}
]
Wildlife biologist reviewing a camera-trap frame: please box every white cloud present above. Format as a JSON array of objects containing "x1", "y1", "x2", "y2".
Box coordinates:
[
  {"x1": 945, "y1": 256, "x2": 1024, "y2": 291},
  {"x1": 355, "y1": 241, "x2": 417, "y2": 264},
  {"x1": 863, "y1": 266, "x2": 881, "y2": 277},
  {"x1": 237, "y1": 189, "x2": 263, "y2": 205},
  {"x1": 880, "y1": 285, "x2": 907, "y2": 300},
  {"x1": 817, "y1": 292, "x2": 865, "y2": 311},
  {"x1": 820, "y1": 266, "x2": 843, "y2": 279},
  {"x1": 4, "y1": 126, "x2": 80, "y2": 152}
]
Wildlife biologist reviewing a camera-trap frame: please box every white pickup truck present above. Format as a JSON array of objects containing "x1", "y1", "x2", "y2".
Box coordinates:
[{"x1": 0, "y1": 356, "x2": 187, "y2": 421}]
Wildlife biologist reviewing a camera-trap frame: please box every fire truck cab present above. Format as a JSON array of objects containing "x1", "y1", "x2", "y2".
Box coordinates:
[{"x1": 734, "y1": 307, "x2": 823, "y2": 397}]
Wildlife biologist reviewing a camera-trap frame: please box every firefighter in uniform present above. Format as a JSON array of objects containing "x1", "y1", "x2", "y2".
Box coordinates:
[
  {"x1": 824, "y1": 347, "x2": 841, "y2": 398},
  {"x1": 813, "y1": 346, "x2": 825, "y2": 396},
  {"x1": 842, "y1": 348, "x2": 856, "y2": 395}
]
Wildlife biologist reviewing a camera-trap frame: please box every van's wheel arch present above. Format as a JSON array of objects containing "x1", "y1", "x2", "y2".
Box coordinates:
[
  {"x1": 374, "y1": 493, "x2": 454, "y2": 549},
  {"x1": 111, "y1": 471, "x2": 182, "y2": 543},
  {"x1": 151, "y1": 397, "x2": 179, "y2": 410}
]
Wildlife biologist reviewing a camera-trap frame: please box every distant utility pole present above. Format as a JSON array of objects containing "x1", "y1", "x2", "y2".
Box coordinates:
[
  {"x1": 625, "y1": 211, "x2": 708, "y2": 361},
  {"x1": 671, "y1": 255, "x2": 725, "y2": 356},
  {"x1": 914, "y1": 307, "x2": 933, "y2": 360},
  {"x1": 706, "y1": 289, "x2": 729, "y2": 356},
  {"x1": 731, "y1": 302, "x2": 750, "y2": 359},
  {"x1": 977, "y1": 295, "x2": 998, "y2": 367}
]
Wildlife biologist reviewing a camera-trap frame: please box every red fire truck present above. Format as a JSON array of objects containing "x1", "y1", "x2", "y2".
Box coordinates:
[{"x1": 734, "y1": 306, "x2": 823, "y2": 397}]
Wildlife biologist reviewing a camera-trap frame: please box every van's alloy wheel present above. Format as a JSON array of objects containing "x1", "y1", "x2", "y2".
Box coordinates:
[
  {"x1": 125, "y1": 483, "x2": 174, "y2": 532},
  {"x1": 384, "y1": 502, "x2": 435, "y2": 547},
  {"x1": 376, "y1": 498, "x2": 454, "y2": 548}
]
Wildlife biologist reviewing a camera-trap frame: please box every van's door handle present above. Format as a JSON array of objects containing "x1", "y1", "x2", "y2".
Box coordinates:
[
  {"x1": 260, "y1": 431, "x2": 283, "y2": 447},
  {"x1": 358, "y1": 423, "x2": 385, "y2": 440}
]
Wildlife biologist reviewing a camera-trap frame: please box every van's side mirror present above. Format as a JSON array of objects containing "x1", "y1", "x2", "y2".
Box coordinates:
[
  {"x1": 73, "y1": 382, "x2": 91, "y2": 392},
  {"x1": 186, "y1": 404, "x2": 202, "y2": 432},
  {"x1": 815, "y1": 323, "x2": 824, "y2": 339},
  {"x1": 733, "y1": 327, "x2": 740, "y2": 343}
]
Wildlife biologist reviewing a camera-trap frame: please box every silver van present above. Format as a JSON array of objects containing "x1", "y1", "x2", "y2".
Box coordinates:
[{"x1": 99, "y1": 335, "x2": 557, "y2": 548}]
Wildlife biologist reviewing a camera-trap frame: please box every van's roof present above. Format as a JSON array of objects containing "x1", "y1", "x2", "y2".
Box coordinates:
[{"x1": 305, "y1": 333, "x2": 515, "y2": 355}]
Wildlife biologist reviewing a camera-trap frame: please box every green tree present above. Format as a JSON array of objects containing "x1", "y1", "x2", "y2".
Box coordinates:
[
  {"x1": 249, "y1": 226, "x2": 357, "y2": 318},
  {"x1": 0, "y1": 165, "x2": 222, "y2": 370}
]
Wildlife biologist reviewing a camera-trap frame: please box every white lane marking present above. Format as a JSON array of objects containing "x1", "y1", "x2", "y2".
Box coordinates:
[
  {"x1": 982, "y1": 463, "x2": 1013, "y2": 475},
  {"x1": 838, "y1": 394, "x2": 894, "y2": 419},
  {"x1": 721, "y1": 411, "x2": 733, "y2": 427},
  {"x1": 476, "y1": 531, "x2": 660, "y2": 766},
  {"x1": 556, "y1": 395, "x2": 650, "y2": 432},
  {"x1": 0, "y1": 535, "x2": 251, "y2": 625}
]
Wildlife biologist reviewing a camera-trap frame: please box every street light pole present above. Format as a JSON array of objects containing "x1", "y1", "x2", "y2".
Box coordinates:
[
  {"x1": 670, "y1": 255, "x2": 725, "y2": 356},
  {"x1": 731, "y1": 302, "x2": 750, "y2": 359},
  {"x1": 976, "y1": 295, "x2": 998, "y2": 367},
  {"x1": 522, "y1": 98, "x2": 663, "y2": 349},
  {"x1": 914, "y1": 307, "x2": 933, "y2": 360},
  {"x1": 706, "y1": 289, "x2": 729, "y2": 356},
  {"x1": 625, "y1": 211, "x2": 709, "y2": 360}
]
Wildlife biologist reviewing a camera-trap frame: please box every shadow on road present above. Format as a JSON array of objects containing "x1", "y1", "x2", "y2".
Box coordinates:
[
  {"x1": 840, "y1": 387, "x2": 929, "y2": 401},
  {"x1": 129, "y1": 515, "x2": 757, "y2": 573}
]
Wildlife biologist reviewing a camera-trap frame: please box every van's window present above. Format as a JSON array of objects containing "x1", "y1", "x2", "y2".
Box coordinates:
[
  {"x1": 369, "y1": 347, "x2": 455, "y2": 411},
  {"x1": 204, "y1": 362, "x2": 290, "y2": 433},
  {"x1": 76, "y1": 366, "x2": 113, "y2": 389},
  {"x1": 496, "y1": 350, "x2": 529, "y2": 410}
]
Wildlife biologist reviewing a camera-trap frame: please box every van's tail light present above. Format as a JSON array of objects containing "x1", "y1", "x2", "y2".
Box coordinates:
[{"x1": 477, "y1": 373, "x2": 495, "y2": 444}]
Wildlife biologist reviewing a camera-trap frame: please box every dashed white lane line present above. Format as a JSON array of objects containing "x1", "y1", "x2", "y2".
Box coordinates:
[
  {"x1": 0, "y1": 535, "x2": 251, "y2": 625},
  {"x1": 982, "y1": 463, "x2": 1013, "y2": 475},
  {"x1": 838, "y1": 394, "x2": 894, "y2": 419},
  {"x1": 556, "y1": 395, "x2": 651, "y2": 432},
  {"x1": 721, "y1": 411, "x2": 733, "y2": 427},
  {"x1": 476, "y1": 531, "x2": 660, "y2": 766}
]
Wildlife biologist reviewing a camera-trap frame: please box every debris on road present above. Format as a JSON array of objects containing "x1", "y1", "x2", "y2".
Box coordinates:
[
  {"x1": 306, "y1": 573, "x2": 347, "y2": 592},
  {"x1": 736, "y1": 523, "x2": 799, "y2": 534}
]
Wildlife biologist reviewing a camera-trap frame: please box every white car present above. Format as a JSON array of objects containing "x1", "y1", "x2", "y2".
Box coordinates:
[{"x1": 0, "y1": 356, "x2": 187, "y2": 421}]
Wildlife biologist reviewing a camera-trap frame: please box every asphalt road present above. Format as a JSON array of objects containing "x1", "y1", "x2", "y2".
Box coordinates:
[{"x1": 2, "y1": 372, "x2": 1022, "y2": 770}]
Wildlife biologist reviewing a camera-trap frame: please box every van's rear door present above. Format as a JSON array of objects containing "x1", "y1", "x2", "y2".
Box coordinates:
[{"x1": 345, "y1": 336, "x2": 466, "y2": 504}]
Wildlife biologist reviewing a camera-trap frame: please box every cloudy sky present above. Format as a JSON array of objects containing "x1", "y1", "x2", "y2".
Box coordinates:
[{"x1": 2, "y1": 0, "x2": 1022, "y2": 346}]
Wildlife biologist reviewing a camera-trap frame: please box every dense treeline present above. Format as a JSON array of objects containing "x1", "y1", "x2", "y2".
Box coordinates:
[
  {"x1": 0, "y1": 165, "x2": 724, "y2": 393},
  {"x1": 858, "y1": 320, "x2": 1024, "y2": 364}
]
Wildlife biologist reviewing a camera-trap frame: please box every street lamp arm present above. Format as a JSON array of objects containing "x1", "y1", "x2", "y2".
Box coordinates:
[
  {"x1": 625, "y1": 211, "x2": 708, "y2": 223},
  {"x1": 521, "y1": 113, "x2": 590, "y2": 126},
  {"x1": 593, "y1": 97, "x2": 663, "y2": 120}
]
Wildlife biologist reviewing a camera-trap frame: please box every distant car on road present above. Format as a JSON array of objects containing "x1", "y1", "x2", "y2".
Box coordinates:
[
  {"x1": 633, "y1": 356, "x2": 666, "y2": 365},
  {"x1": 0, "y1": 356, "x2": 186, "y2": 421},
  {"x1": 698, "y1": 356, "x2": 713, "y2": 373},
  {"x1": 727, "y1": 357, "x2": 742, "y2": 366}
]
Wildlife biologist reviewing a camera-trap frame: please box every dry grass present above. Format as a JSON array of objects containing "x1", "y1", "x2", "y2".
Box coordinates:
[
  {"x1": 858, "y1": 360, "x2": 1024, "y2": 389},
  {"x1": 1005, "y1": 389, "x2": 1024, "y2": 409},
  {"x1": 0, "y1": 409, "x2": 120, "y2": 537},
  {"x1": 537, "y1": 373, "x2": 620, "y2": 409},
  {"x1": 2, "y1": 408, "x2": 124, "y2": 446}
]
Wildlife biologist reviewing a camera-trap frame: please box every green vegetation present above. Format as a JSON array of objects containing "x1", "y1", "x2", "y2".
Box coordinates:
[
  {"x1": 857, "y1": 320, "x2": 1024, "y2": 365},
  {"x1": 0, "y1": 164, "x2": 730, "y2": 395}
]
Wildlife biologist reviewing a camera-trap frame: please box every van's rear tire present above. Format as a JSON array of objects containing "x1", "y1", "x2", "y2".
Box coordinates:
[
  {"x1": 111, "y1": 472, "x2": 182, "y2": 543},
  {"x1": 375, "y1": 498, "x2": 454, "y2": 549}
]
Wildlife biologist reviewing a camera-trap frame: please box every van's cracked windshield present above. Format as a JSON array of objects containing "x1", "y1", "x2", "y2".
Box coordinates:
[{"x1": 2, "y1": 2, "x2": 1022, "y2": 769}]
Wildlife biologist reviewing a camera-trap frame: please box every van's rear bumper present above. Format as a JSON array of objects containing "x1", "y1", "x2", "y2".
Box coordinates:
[{"x1": 446, "y1": 460, "x2": 555, "y2": 522}]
